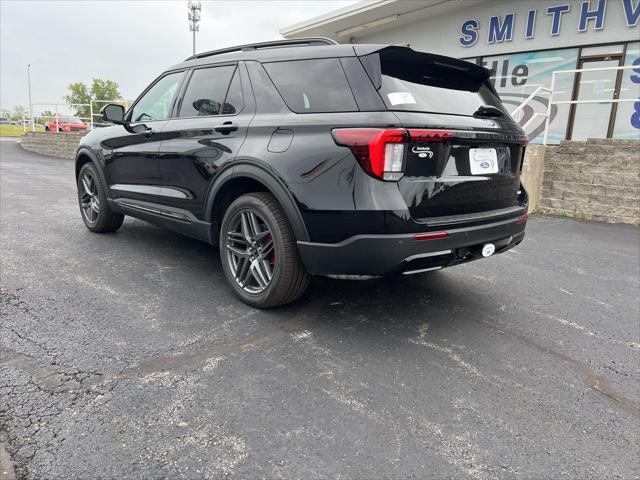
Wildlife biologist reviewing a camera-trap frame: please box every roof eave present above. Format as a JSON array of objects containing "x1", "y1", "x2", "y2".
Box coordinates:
[{"x1": 279, "y1": 0, "x2": 394, "y2": 37}]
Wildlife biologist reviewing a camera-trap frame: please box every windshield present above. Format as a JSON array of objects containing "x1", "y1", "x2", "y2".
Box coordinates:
[{"x1": 361, "y1": 48, "x2": 505, "y2": 117}]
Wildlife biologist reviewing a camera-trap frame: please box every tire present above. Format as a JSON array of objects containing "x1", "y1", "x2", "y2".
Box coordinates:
[
  {"x1": 219, "y1": 192, "x2": 310, "y2": 308},
  {"x1": 58, "y1": 128, "x2": 64, "y2": 133},
  {"x1": 77, "y1": 162, "x2": 124, "y2": 233},
  {"x1": 44, "y1": 126, "x2": 49, "y2": 131}
]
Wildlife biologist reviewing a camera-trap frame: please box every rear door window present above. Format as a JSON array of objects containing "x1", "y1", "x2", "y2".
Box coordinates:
[
  {"x1": 178, "y1": 65, "x2": 236, "y2": 117},
  {"x1": 361, "y1": 48, "x2": 505, "y2": 117},
  {"x1": 222, "y1": 68, "x2": 244, "y2": 115},
  {"x1": 263, "y1": 58, "x2": 358, "y2": 113}
]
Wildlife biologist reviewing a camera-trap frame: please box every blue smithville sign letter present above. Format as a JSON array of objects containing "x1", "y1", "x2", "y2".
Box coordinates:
[
  {"x1": 460, "y1": 19, "x2": 480, "y2": 46},
  {"x1": 546, "y1": 4, "x2": 571, "y2": 35},
  {"x1": 623, "y1": 0, "x2": 640, "y2": 26},
  {"x1": 525, "y1": 9, "x2": 537, "y2": 38},
  {"x1": 488, "y1": 14, "x2": 515, "y2": 43},
  {"x1": 459, "y1": 1, "x2": 640, "y2": 46},
  {"x1": 579, "y1": 0, "x2": 606, "y2": 31}
]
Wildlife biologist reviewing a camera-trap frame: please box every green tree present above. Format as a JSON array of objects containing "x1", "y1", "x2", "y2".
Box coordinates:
[
  {"x1": 38, "y1": 110, "x2": 54, "y2": 124},
  {"x1": 11, "y1": 105, "x2": 27, "y2": 121},
  {"x1": 64, "y1": 78, "x2": 121, "y2": 119},
  {"x1": 0, "y1": 108, "x2": 11, "y2": 119},
  {"x1": 64, "y1": 82, "x2": 90, "y2": 118}
]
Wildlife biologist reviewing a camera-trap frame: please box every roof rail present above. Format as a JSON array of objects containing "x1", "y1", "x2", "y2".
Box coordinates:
[{"x1": 184, "y1": 37, "x2": 339, "y2": 61}]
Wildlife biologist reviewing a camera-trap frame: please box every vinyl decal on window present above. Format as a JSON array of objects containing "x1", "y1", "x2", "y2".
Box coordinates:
[{"x1": 387, "y1": 92, "x2": 416, "y2": 106}]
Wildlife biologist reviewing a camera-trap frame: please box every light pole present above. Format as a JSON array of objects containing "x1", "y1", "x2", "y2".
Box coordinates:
[
  {"x1": 27, "y1": 64, "x2": 33, "y2": 131},
  {"x1": 187, "y1": 0, "x2": 201, "y2": 56}
]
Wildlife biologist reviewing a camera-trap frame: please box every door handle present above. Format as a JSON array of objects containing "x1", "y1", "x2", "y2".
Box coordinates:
[{"x1": 214, "y1": 121, "x2": 238, "y2": 134}]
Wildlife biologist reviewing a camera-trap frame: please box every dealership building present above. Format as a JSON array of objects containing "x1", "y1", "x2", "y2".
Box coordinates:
[{"x1": 282, "y1": 0, "x2": 640, "y2": 144}]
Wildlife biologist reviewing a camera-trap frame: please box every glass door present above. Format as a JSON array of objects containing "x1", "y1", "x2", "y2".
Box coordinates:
[{"x1": 568, "y1": 57, "x2": 623, "y2": 140}]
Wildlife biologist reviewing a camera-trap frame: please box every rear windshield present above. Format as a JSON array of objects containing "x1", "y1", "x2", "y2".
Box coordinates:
[
  {"x1": 263, "y1": 58, "x2": 358, "y2": 113},
  {"x1": 361, "y1": 48, "x2": 504, "y2": 117}
]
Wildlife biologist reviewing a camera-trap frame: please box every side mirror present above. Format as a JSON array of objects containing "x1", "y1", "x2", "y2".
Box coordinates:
[
  {"x1": 100, "y1": 103, "x2": 151, "y2": 135},
  {"x1": 101, "y1": 104, "x2": 125, "y2": 124}
]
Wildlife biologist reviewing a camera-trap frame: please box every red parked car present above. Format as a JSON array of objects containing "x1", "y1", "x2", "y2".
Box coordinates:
[{"x1": 44, "y1": 116, "x2": 89, "y2": 133}]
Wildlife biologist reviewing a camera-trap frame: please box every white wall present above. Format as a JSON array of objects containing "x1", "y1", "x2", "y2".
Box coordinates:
[{"x1": 356, "y1": 0, "x2": 639, "y2": 58}]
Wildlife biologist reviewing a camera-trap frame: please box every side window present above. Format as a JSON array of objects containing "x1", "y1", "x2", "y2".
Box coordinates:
[
  {"x1": 178, "y1": 65, "x2": 236, "y2": 117},
  {"x1": 263, "y1": 58, "x2": 358, "y2": 113},
  {"x1": 130, "y1": 71, "x2": 185, "y2": 122},
  {"x1": 222, "y1": 69, "x2": 244, "y2": 115}
]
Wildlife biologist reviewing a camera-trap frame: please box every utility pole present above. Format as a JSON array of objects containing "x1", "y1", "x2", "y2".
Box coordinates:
[
  {"x1": 27, "y1": 64, "x2": 33, "y2": 131},
  {"x1": 187, "y1": 0, "x2": 201, "y2": 56}
]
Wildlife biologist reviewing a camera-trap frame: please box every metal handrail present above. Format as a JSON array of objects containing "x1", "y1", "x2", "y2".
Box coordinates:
[
  {"x1": 506, "y1": 64, "x2": 638, "y2": 144},
  {"x1": 510, "y1": 85, "x2": 552, "y2": 117},
  {"x1": 542, "y1": 64, "x2": 639, "y2": 145},
  {"x1": 551, "y1": 98, "x2": 637, "y2": 105},
  {"x1": 30, "y1": 102, "x2": 90, "y2": 132},
  {"x1": 28, "y1": 99, "x2": 132, "y2": 130},
  {"x1": 522, "y1": 112, "x2": 549, "y2": 131}
]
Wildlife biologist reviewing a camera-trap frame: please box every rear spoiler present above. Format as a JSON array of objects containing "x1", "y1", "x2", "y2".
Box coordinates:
[{"x1": 353, "y1": 45, "x2": 493, "y2": 91}]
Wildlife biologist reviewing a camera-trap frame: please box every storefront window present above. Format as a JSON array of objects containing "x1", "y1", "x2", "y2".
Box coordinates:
[
  {"x1": 480, "y1": 49, "x2": 579, "y2": 144},
  {"x1": 570, "y1": 58, "x2": 621, "y2": 140},
  {"x1": 580, "y1": 44, "x2": 625, "y2": 56},
  {"x1": 612, "y1": 42, "x2": 640, "y2": 140}
]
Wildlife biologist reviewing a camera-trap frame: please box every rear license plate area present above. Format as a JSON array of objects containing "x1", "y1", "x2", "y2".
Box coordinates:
[{"x1": 469, "y1": 148, "x2": 499, "y2": 175}]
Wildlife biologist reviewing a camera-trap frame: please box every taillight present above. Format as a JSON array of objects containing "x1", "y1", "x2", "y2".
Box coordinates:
[
  {"x1": 332, "y1": 128, "x2": 408, "y2": 181},
  {"x1": 408, "y1": 129, "x2": 453, "y2": 142},
  {"x1": 332, "y1": 128, "x2": 454, "y2": 181}
]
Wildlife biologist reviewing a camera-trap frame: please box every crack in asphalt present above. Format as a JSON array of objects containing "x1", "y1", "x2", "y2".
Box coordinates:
[
  {"x1": 477, "y1": 319, "x2": 640, "y2": 417},
  {"x1": 0, "y1": 295, "x2": 323, "y2": 478},
  {"x1": 86, "y1": 301, "x2": 323, "y2": 387}
]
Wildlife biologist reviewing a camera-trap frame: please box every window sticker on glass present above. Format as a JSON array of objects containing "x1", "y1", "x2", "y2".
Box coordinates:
[{"x1": 387, "y1": 92, "x2": 416, "y2": 106}]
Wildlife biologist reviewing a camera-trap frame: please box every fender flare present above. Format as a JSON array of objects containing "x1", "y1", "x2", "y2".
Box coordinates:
[
  {"x1": 75, "y1": 147, "x2": 109, "y2": 195},
  {"x1": 205, "y1": 161, "x2": 310, "y2": 242}
]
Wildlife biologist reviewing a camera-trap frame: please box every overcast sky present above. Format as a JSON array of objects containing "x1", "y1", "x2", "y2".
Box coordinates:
[{"x1": 0, "y1": 0, "x2": 357, "y2": 114}]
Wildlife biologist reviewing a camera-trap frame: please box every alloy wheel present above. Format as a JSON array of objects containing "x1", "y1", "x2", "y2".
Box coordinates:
[
  {"x1": 225, "y1": 209, "x2": 275, "y2": 294},
  {"x1": 80, "y1": 172, "x2": 100, "y2": 223}
]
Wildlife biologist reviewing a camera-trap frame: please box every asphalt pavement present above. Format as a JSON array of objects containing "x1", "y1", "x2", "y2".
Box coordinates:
[{"x1": 1, "y1": 139, "x2": 639, "y2": 479}]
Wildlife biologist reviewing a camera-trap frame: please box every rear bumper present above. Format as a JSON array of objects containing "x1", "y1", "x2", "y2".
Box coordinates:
[{"x1": 297, "y1": 216, "x2": 526, "y2": 276}]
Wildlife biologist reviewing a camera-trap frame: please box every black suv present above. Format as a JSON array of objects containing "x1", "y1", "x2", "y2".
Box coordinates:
[{"x1": 76, "y1": 38, "x2": 528, "y2": 308}]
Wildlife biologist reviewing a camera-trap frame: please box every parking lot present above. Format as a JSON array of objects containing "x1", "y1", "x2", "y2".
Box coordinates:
[{"x1": 1, "y1": 138, "x2": 638, "y2": 479}]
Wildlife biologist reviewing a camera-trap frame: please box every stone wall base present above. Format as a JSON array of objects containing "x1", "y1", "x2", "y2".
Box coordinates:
[{"x1": 20, "y1": 131, "x2": 86, "y2": 159}]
